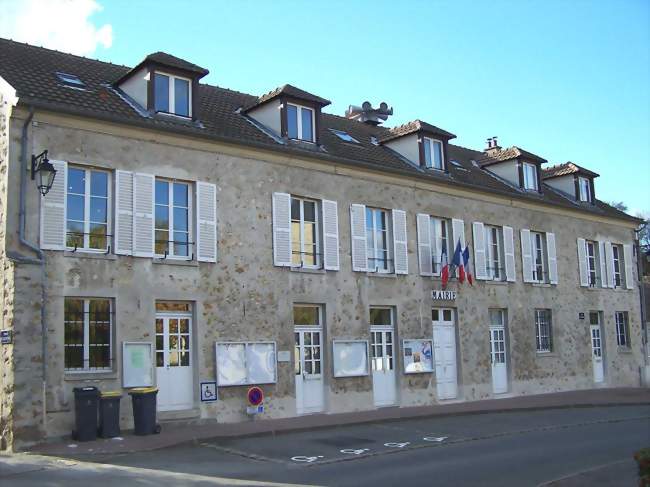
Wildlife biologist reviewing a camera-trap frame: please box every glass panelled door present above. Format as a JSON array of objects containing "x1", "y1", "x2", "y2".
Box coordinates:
[
  {"x1": 371, "y1": 328, "x2": 397, "y2": 406},
  {"x1": 489, "y1": 309, "x2": 508, "y2": 394},
  {"x1": 294, "y1": 329, "x2": 324, "y2": 414},
  {"x1": 590, "y1": 312, "x2": 604, "y2": 383},
  {"x1": 432, "y1": 308, "x2": 458, "y2": 400},
  {"x1": 155, "y1": 309, "x2": 194, "y2": 411}
]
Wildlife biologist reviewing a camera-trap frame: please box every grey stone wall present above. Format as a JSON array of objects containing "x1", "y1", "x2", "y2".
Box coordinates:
[{"x1": 3, "y1": 111, "x2": 645, "y2": 446}]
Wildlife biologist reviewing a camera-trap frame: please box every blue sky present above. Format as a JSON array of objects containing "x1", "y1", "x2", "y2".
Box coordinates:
[{"x1": 3, "y1": 0, "x2": 649, "y2": 214}]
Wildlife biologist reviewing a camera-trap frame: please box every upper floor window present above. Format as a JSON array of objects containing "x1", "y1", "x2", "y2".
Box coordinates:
[
  {"x1": 366, "y1": 207, "x2": 392, "y2": 272},
  {"x1": 287, "y1": 103, "x2": 314, "y2": 142},
  {"x1": 531, "y1": 231, "x2": 547, "y2": 283},
  {"x1": 615, "y1": 311, "x2": 630, "y2": 348},
  {"x1": 154, "y1": 72, "x2": 191, "y2": 117},
  {"x1": 291, "y1": 197, "x2": 320, "y2": 268},
  {"x1": 66, "y1": 166, "x2": 110, "y2": 252},
  {"x1": 578, "y1": 177, "x2": 591, "y2": 202},
  {"x1": 586, "y1": 240, "x2": 600, "y2": 286},
  {"x1": 485, "y1": 225, "x2": 505, "y2": 280},
  {"x1": 430, "y1": 217, "x2": 450, "y2": 275},
  {"x1": 155, "y1": 179, "x2": 192, "y2": 259},
  {"x1": 423, "y1": 138, "x2": 444, "y2": 170},
  {"x1": 64, "y1": 297, "x2": 112, "y2": 372},
  {"x1": 522, "y1": 162, "x2": 538, "y2": 191},
  {"x1": 535, "y1": 309, "x2": 553, "y2": 353},
  {"x1": 612, "y1": 244, "x2": 624, "y2": 287}
]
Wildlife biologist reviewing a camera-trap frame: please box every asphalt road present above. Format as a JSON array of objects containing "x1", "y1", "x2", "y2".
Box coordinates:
[{"x1": 2, "y1": 405, "x2": 649, "y2": 486}]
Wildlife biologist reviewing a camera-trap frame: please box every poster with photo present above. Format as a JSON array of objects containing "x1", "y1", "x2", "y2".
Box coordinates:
[{"x1": 402, "y1": 339, "x2": 434, "y2": 374}]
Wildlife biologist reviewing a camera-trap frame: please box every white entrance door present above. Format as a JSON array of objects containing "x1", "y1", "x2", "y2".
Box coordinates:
[
  {"x1": 295, "y1": 328, "x2": 324, "y2": 414},
  {"x1": 155, "y1": 314, "x2": 194, "y2": 411},
  {"x1": 371, "y1": 328, "x2": 397, "y2": 407},
  {"x1": 432, "y1": 308, "x2": 458, "y2": 400},
  {"x1": 590, "y1": 312, "x2": 604, "y2": 383},
  {"x1": 489, "y1": 309, "x2": 508, "y2": 394}
]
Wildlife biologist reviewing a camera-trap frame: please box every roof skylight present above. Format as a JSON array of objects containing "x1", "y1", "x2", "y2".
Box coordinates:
[
  {"x1": 56, "y1": 72, "x2": 85, "y2": 87},
  {"x1": 330, "y1": 129, "x2": 360, "y2": 144}
]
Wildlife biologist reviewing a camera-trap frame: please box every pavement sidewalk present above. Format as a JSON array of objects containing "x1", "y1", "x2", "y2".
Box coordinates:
[{"x1": 27, "y1": 387, "x2": 650, "y2": 456}]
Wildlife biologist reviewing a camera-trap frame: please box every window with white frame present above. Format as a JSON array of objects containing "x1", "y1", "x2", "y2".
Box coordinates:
[
  {"x1": 429, "y1": 216, "x2": 450, "y2": 275},
  {"x1": 66, "y1": 166, "x2": 110, "y2": 252},
  {"x1": 531, "y1": 231, "x2": 547, "y2": 283},
  {"x1": 535, "y1": 309, "x2": 553, "y2": 353},
  {"x1": 155, "y1": 179, "x2": 192, "y2": 258},
  {"x1": 64, "y1": 298, "x2": 112, "y2": 371},
  {"x1": 522, "y1": 162, "x2": 538, "y2": 191},
  {"x1": 578, "y1": 177, "x2": 591, "y2": 202},
  {"x1": 154, "y1": 72, "x2": 191, "y2": 117},
  {"x1": 366, "y1": 207, "x2": 392, "y2": 272},
  {"x1": 615, "y1": 311, "x2": 630, "y2": 348},
  {"x1": 586, "y1": 240, "x2": 599, "y2": 286},
  {"x1": 291, "y1": 196, "x2": 320, "y2": 268},
  {"x1": 612, "y1": 244, "x2": 624, "y2": 287},
  {"x1": 423, "y1": 137, "x2": 444, "y2": 170},
  {"x1": 286, "y1": 103, "x2": 315, "y2": 142},
  {"x1": 485, "y1": 225, "x2": 505, "y2": 280}
]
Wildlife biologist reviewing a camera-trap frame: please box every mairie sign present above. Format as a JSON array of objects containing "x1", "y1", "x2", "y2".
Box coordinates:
[{"x1": 432, "y1": 290, "x2": 457, "y2": 300}]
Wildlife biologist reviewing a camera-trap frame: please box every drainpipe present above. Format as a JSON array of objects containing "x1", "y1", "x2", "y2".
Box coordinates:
[{"x1": 18, "y1": 106, "x2": 48, "y2": 432}]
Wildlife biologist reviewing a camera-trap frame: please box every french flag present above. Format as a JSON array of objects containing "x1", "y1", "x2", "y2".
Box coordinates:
[
  {"x1": 440, "y1": 244, "x2": 450, "y2": 288},
  {"x1": 463, "y1": 245, "x2": 473, "y2": 286},
  {"x1": 452, "y1": 240, "x2": 465, "y2": 284}
]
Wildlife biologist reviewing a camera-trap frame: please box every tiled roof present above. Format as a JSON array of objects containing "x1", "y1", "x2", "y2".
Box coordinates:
[
  {"x1": 0, "y1": 38, "x2": 638, "y2": 223},
  {"x1": 243, "y1": 83, "x2": 331, "y2": 112},
  {"x1": 542, "y1": 162, "x2": 600, "y2": 179},
  {"x1": 377, "y1": 119, "x2": 456, "y2": 143},
  {"x1": 476, "y1": 146, "x2": 547, "y2": 166}
]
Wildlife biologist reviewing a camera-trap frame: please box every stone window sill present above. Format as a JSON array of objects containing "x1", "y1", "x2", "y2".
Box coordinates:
[
  {"x1": 532, "y1": 283, "x2": 552, "y2": 288},
  {"x1": 485, "y1": 280, "x2": 508, "y2": 286},
  {"x1": 153, "y1": 258, "x2": 198, "y2": 267},
  {"x1": 64, "y1": 251, "x2": 116, "y2": 261},
  {"x1": 290, "y1": 267, "x2": 326, "y2": 275},
  {"x1": 535, "y1": 352, "x2": 558, "y2": 358},
  {"x1": 64, "y1": 372, "x2": 118, "y2": 381},
  {"x1": 617, "y1": 347, "x2": 633, "y2": 354},
  {"x1": 366, "y1": 272, "x2": 397, "y2": 279}
]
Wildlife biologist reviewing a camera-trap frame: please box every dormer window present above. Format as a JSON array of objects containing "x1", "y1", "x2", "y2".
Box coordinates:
[
  {"x1": 154, "y1": 72, "x2": 191, "y2": 117},
  {"x1": 522, "y1": 162, "x2": 538, "y2": 191},
  {"x1": 578, "y1": 176, "x2": 591, "y2": 202},
  {"x1": 423, "y1": 137, "x2": 444, "y2": 170},
  {"x1": 287, "y1": 103, "x2": 315, "y2": 142}
]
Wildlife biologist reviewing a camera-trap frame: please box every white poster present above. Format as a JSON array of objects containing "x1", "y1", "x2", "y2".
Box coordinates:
[
  {"x1": 332, "y1": 340, "x2": 369, "y2": 378},
  {"x1": 402, "y1": 339, "x2": 434, "y2": 374},
  {"x1": 215, "y1": 342, "x2": 277, "y2": 386},
  {"x1": 122, "y1": 342, "x2": 154, "y2": 388}
]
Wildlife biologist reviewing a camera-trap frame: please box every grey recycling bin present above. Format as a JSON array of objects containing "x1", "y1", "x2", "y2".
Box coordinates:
[
  {"x1": 72, "y1": 386, "x2": 99, "y2": 442},
  {"x1": 128, "y1": 387, "x2": 161, "y2": 436},
  {"x1": 99, "y1": 391, "x2": 122, "y2": 438}
]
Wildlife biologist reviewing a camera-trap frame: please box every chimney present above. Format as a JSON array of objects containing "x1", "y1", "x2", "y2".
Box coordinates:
[
  {"x1": 485, "y1": 136, "x2": 501, "y2": 155},
  {"x1": 345, "y1": 101, "x2": 393, "y2": 125}
]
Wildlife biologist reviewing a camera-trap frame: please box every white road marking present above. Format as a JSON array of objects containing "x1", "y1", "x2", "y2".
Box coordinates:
[
  {"x1": 423, "y1": 436, "x2": 448, "y2": 442},
  {"x1": 290, "y1": 455, "x2": 323, "y2": 463},
  {"x1": 340, "y1": 448, "x2": 369, "y2": 455},
  {"x1": 383, "y1": 442, "x2": 410, "y2": 448}
]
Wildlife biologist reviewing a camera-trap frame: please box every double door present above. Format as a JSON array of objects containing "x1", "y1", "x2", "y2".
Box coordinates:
[
  {"x1": 432, "y1": 308, "x2": 458, "y2": 400},
  {"x1": 155, "y1": 314, "x2": 194, "y2": 411},
  {"x1": 371, "y1": 328, "x2": 396, "y2": 407},
  {"x1": 294, "y1": 328, "x2": 324, "y2": 414}
]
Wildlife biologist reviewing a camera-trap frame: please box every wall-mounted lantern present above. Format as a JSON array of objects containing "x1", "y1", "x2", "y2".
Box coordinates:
[{"x1": 31, "y1": 150, "x2": 57, "y2": 196}]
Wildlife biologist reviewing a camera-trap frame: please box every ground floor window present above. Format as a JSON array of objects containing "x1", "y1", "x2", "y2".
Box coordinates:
[
  {"x1": 615, "y1": 311, "x2": 630, "y2": 348},
  {"x1": 535, "y1": 309, "x2": 553, "y2": 353},
  {"x1": 64, "y1": 298, "x2": 112, "y2": 371}
]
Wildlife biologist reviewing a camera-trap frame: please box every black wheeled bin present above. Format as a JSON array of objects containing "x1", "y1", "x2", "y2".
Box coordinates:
[
  {"x1": 72, "y1": 386, "x2": 99, "y2": 441},
  {"x1": 128, "y1": 387, "x2": 160, "y2": 435},
  {"x1": 99, "y1": 391, "x2": 122, "y2": 438}
]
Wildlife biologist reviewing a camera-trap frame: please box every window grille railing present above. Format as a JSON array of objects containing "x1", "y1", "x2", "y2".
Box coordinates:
[
  {"x1": 66, "y1": 231, "x2": 114, "y2": 254},
  {"x1": 155, "y1": 239, "x2": 195, "y2": 260}
]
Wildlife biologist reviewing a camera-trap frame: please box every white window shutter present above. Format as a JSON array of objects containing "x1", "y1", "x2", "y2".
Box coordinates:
[
  {"x1": 416, "y1": 213, "x2": 433, "y2": 276},
  {"x1": 623, "y1": 244, "x2": 634, "y2": 290},
  {"x1": 472, "y1": 222, "x2": 487, "y2": 280},
  {"x1": 272, "y1": 192, "x2": 292, "y2": 267},
  {"x1": 503, "y1": 226, "x2": 516, "y2": 282},
  {"x1": 604, "y1": 241, "x2": 615, "y2": 288},
  {"x1": 598, "y1": 241, "x2": 608, "y2": 289},
  {"x1": 520, "y1": 229, "x2": 533, "y2": 283},
  {"x1": 132, "y1": 172, "x2": 155, "y2": 257},
  {"x1": 114, "y1": 170, "x2": 133, "y2": 255},
  {"x1": 350, "y1": 203, "x2": 368, "y2": 272},
  {"x1": 196, "y1": 181, "x2": 217, "y2": 263},
  {"x1": 322, "y1": 199, "x2": 340, "y2": 271},
  {"x1": 392, "y1": 209, "x2": 408, "y2": 275},
  {"x1": 40, "y1": 159, "x2": 67, "y2": 250},
  {"x1": 577, "y1": 238, "x2": 588, "y2": 287},
  {"x1": 451, "y1": 218, "x2": 465, "y2": 253},
  {"x1": 546, "y1": 232, "x2": 558, "y2": 285}
]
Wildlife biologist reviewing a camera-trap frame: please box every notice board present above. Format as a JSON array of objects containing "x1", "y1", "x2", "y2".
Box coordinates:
[{"x1": 122, "y1": 342, "x2": 154, "y2": 388}]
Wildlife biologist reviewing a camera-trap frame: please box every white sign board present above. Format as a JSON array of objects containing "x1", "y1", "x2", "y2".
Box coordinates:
[
  {"x1": 402, "y1": 339, "x2": 434, "y2": 374},
  {"x1": 332, "y1": 340, "x2": 369, "y2": 378},
  {"x1": 432, "y1": 290, "x2": 457, "y2": 300},
  {"x1": 122, "y1": 342, "x2": 154, "y2": 388},
  {"x1": 215, "y1": 342, "x2": 277, "y2": 386},
  {"x1": 277, "y1": 350, "x2": 291, "y2": 362}
]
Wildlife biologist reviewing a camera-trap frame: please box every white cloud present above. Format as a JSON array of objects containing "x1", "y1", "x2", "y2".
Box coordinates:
[{"x1": 0, "y1": 0, "x2": 113, "y2": 56}]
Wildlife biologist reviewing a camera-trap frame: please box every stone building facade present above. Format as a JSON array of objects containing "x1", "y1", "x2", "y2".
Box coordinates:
[{"x1": 0, "y1": 39, "x2": 646, "y2": 450}]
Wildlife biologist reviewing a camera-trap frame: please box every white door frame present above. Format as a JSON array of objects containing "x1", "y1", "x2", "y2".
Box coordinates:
[
  {"x1": 294, "y1": 324, "x2": 325, "y2": 415},
  {"x1": 432, "y1": 307, "x2": 458, "y2": 400},
  {"x1": 371, "y1": 325, "x2": 397, "y2": 407},
  {"x1": 489, "y1": 325, "x2": 508, "y2": 394},
  {"x1": 589, "y1": 312, "x2": 605, "y2": 384}
]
